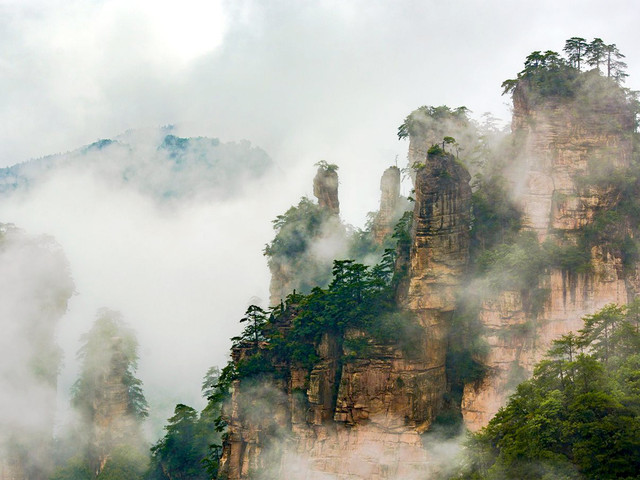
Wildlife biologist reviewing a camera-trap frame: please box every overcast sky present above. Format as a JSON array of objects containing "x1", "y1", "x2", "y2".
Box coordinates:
[{"x1": 2, "y1": 0, "x2": 639, "y2": 436}]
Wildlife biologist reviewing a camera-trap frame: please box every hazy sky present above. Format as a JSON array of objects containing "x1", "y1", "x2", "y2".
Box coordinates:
[{"x1": 1, "y1": 0, "x2": 639, "y2": 436}]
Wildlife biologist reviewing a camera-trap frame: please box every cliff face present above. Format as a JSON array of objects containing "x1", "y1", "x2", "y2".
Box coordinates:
[
  {"x1": 220, "y1": 156, "x2": 472, "y2": 479},
  {"x1": 221, "y1": 77, "x2": 638, "y2": 476},
  {"x1": 313, "y1": 166, "x2": 340, "y2": 215},
  {"x1": 461, "y1": 84, "x2": 636, "y2": 431},
  {"x1": 371, "y1": 166, "x2": 402, "y2": 244},
  {"x1": 509, "y1": 84, "x2": 633, "y2": 239}
]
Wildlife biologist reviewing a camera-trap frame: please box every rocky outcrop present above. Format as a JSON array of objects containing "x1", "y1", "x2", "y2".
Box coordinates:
[
  {"x1": 222, "y1": 76, "x2": 639, "y2": 476},
  {"x1": 509, "y1": 83, "x2": 633, "y2": 239},
  {"x1": 267, "y1": 167, "x2": 344, "y2": 306},
  {"x1": 461, "y1": 83, "x2": 636, "y2": 431},
  {"x1": 220, "y1": 155, "x2": 472, "y2": 479},
  {"x1": 313, "y1": 165, "x2": 340, "y2": 215},
  {"x1": 399, "y1": 152, "x2": 471, "y2": 424},
  {"x1": 371, "y1": 166, "x2": 402, "y2": 244}
]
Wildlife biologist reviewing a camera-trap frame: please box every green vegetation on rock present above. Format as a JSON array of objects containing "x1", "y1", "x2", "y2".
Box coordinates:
[{"x1": 451, "y1": 302, "x2": 640, "y2": 480}]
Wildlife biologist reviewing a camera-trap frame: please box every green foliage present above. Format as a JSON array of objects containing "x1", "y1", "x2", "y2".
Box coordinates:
[
  {"x1": 267, "y1": 258, "x2": 404, "y2": 369},
  {"x1": 264, "y1": 196, "x2": 345, "y2": 296},
  {"x1": 543, "y1": 239, "x2": 592, "y2": 274},
  {"x1": 453, "y1": 302, "x2": 640, "y2": 480},
  {"x1": 97, "y1": 446, "x2": 148, "y2": 480},
  {"x1": 398, "y1": 105, "x2": 470, "y2": 140},
  {"x1": 147, "y1": 364, "x2": 228, "y2": 480},
  {"x1": 71, "y1": 309, "x2": 148, "y2": 420},
  {"x1": 392, "y1": 210, "x2": 412, "y2": 252},
  {"x1": 570, "y1": 161, "x2": 640, "y2": 273},
  {"x1": 476, "y1": 231, "x2": 547, "y2": 293},
  {"x1": 314, "y1": 160, "x2": 339, "y2": 172},
  {"x1": 147, "y1": 405, "x2": 210, "y2": 480},
  {"x1": 265, "y1": 197, "x2": 329, "y2": 261},
  {"x1": 470, "y1": 173, "x2": 522, "y2": 255},
  {"x1": 239, "y1": 242, "x2": 419, "y2": 375},
  {"x1": 232, "y1": 305, "x2": 269, "y2": 352},
  {"x1": 50, "y1": 456, "x2": 92, "y2": 480},
  {"x1": 427, "y1": 144, "x2": 444, "y2": 156},
  {"x1": 502, "y1": 49, "x2": 577, "y2": 98},
  {"x1": 448, "y1": 294, "x2": 489, "y2": 388},
  {"x1": 502, "y1": 37, "x2": 633, "y2": 108},
  {"x1": 564, "y1": 37, "x2": 588, "y2": 71},
  {"x1": 365, "y1": 310, "x2": 424, "y2": 356}
]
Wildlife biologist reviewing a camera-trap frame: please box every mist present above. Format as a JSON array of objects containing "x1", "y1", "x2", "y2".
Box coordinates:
[{"x1": 1, "y1": 0, "x2": 640, "y2": 477}]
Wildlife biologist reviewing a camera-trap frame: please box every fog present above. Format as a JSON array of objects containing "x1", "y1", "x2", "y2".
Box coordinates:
[{"x1": 1, "y1": 0, "x2": 639, "y2": 445}]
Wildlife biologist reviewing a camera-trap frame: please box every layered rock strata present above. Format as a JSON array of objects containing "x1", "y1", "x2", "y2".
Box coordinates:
[
  {"x1": 371, "y1": 166, "x2": 402, "y2": 244},
  {"x1": 461, "y1": 84, "x2": 636, "y2": 431},
  {"x1": 220, "y1": 156, "x2": 472, "y2": 479}
]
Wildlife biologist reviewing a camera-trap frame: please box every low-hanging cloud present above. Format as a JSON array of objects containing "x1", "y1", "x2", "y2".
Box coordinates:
[{"x1": 0, "y1": 223, "x2": 74, "y2": 475}]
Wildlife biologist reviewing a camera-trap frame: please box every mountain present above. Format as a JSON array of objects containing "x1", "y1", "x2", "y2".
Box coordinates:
[
  {"x1": 214, "y1": 44, "x2": 640, "y2": 479},
  {"x1": 0, "y1": 127, "x2": 274, "y2": 202}
]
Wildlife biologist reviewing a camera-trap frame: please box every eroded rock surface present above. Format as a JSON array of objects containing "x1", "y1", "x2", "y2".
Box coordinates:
[
  {"x1": 462, "y1": 84, "x2": 635, "y2": 431},
  {"x1": 220, "y1": 156, "x2": 472, "y2": 478},
  {"x1": 313, "y1": 166, "x2": 340, "y2": 215},
  {"x1": 371, "y1": 166, "x2": 402, "y2": 244}
]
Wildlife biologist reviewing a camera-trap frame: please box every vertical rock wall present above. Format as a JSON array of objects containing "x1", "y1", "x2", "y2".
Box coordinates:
[
  {"x1": 220, "y1": 158, "x2": 472, "y2": 479},
  {"x1": 461, "y1": 84, "x2": 636, "y2": 431},
  {"x1": 371, "y1": 166, "x2": 402, "y2": 244},
  {"x1": 313, "y1": 166, "x2": 340, "y2": 215},
  {"x1": 399, "y1": 152, "x2": 471, "y2": 424}
]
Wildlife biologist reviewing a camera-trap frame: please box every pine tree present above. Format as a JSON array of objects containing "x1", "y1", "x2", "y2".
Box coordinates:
[
  {"x1": 563, "y1": 37, "x2": 588, "y2": 70},
  {"x1": 586, "y1": 37, "x2": 607, "y2": 71},
  {"x1": 71, "y1": 309, "x2": 148, "y2": 477},
  {"x1": 604, "y1": 43, "x2": 628, "y2": 83}
]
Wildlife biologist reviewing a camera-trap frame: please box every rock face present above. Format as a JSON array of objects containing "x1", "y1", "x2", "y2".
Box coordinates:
[
  {"x1": 313, "y1": 165, "x2": 340, "y2": 215},
  {"x1": 508, "y1": 85, "x2": 633, "y2": 239},
  {"x1": 267, "y1": 167, "x2": 344, "y2": 306},
  {"x1": 371, "y1": 166, "x2": 402, "y2": 244},
  {"x1": 90, "y1": 350, "x2": 141, "y2": 474},
  {"x1": 398, "y1": 152, "x2": 472, "y2": 422},
  {"x1": 220, "y1": 156, "x2": 472, "y2": 479},
  {"x1": 461, "y1": 83, "x2": 636, "y2": 431},
  {"x1": 221, "y1": 78, "x2": 638, "y2": 476}
]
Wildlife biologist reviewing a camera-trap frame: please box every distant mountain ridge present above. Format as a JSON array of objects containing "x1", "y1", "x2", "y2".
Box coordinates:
[{"x1": 0, "y1": 127, "x2": 274, "y2": 201}]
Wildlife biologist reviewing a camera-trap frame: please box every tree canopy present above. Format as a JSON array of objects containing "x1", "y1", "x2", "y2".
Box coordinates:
[{"x1": 452, "y1": 302, "x2": 640, "y2": 480}]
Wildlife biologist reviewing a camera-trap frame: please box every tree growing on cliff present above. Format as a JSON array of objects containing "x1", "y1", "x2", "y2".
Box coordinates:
[
  {"x1": 231, "y1": 305, "x2": 269, "y2": 352},
  {"x1": 451, "y1": 302, "x2": 640, "y2": 480},
  {"x1": 564, "y1": 37, "x2": 588, "y2": 70},
  {"x1": 604, "y1": 43, "x2": 628, "y2": 83},
  {"x1": 147, "y1": 405, "x2": 208, "y2": 480},
  {"x1": 585, "y1": 37, "x2": 607, "y2": 71},
  {"x1": 67, "y1": 309, "x2": 148, "y2": 477},
  {"x1": 147, "y1": 367, "x2": 227, "y2": 480}
]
